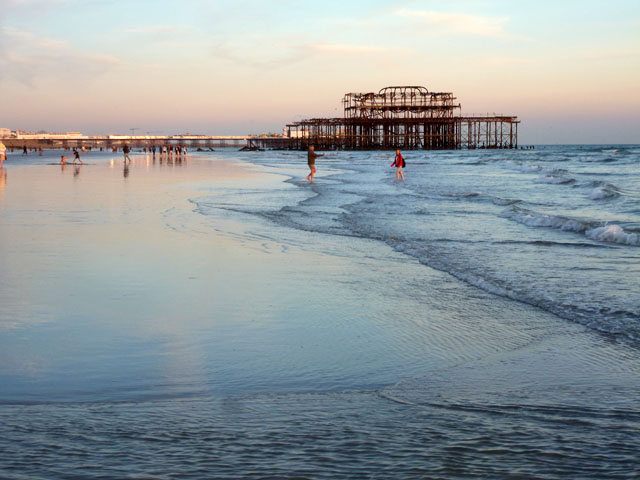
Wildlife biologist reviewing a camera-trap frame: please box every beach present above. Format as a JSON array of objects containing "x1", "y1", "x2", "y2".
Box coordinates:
[{"x1": 1, "y1": 147, "x2": 639, "y2": 478}]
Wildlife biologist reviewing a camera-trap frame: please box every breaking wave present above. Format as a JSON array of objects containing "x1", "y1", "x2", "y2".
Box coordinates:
[
  {"x1": 585, "y1": 225, "x2": 640, "y2": 246},
  {"x1": 501, "y1": 206, "x2": 639, "y2": 246},
  {"x1": 585, "y1": 181, "x2": 620, "y2": 200}
]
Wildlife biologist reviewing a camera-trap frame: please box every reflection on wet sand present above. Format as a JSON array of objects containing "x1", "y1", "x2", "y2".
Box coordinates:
[
  {"x1": 152, "y1": 153, "x2": 188, "y2": 166},
  {"x1": 106, "y1": 153, "x2": 189, "y2": 173},
  {"x1": 58, "y1": 163, "x2": 82, "y2": 177}
]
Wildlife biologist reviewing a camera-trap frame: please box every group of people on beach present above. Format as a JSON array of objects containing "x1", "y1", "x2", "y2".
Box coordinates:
[
  {"x1": 108, "y1": 144, "x2": 187, "y2": 158},
  {"x1": 307, "y1": 146, "x2": 405, "y2": 183}
]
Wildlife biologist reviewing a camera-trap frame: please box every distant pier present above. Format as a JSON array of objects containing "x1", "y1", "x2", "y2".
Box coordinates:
[
  {"x1": 1, "y1": 135, "x2": 256, "y2": 151},
  {"x1": 251, "y1": 85, "x2": 519, "y2": 151}
]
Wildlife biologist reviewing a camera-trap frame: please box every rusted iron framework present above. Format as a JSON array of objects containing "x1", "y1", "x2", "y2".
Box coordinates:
[
  {"x1": 344, "y1": 86, "x2": 459, "y2": 120},
  {"x1": 254, "y1": 86, "x2": 519, "y2": 150}
]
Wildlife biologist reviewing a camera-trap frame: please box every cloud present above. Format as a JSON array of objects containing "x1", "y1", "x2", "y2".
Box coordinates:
[
  {"x1": 0, "y1": 26, "x2": 120, "y2": 87},
  {"x1": 312, "y1": 44, "x2": 391, "y2": 55},
  {"x1": 211, "y1": 39, "x2": 403, "y2": 71},
  {"x1": 3, "y1": 0, "x2": 70, "y2": 7},
  {"x1": 394, "y1": 9, "x2": 509, "y2": 38},
  {"x1": 211, "y1": 41, "x2": 308, "y2": 70},
  {"x1": 80, "y1": 54, "x2": 120, "y2": 64},
  {"x1": 580, "y1": 49, "x2": 640, "y2": 61},
  {"x1": 156, "y1": 41, "x2": 209, "y2": 49},
  {"x1": 124, "y1": 24, "x2": 207, "y2": 54},
  {"x1": 125, "y1": 25, "x2": 195, "y2": 37}
]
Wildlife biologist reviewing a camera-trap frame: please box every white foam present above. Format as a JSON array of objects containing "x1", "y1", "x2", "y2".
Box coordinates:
[{"x1": 585, "y1": 225, "x2": 640, "y2": 246}]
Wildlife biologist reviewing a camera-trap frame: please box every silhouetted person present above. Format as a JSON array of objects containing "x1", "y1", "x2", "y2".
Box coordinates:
[
  {"x1": 123, "y1": 144, "x2": 131, "y2": 162},
  {"x1": 306, "y1": 145, "x2": 324, "y2": 183},
  {"x1": 72, "y1": 148, "x2": 83, "y2": 164}
]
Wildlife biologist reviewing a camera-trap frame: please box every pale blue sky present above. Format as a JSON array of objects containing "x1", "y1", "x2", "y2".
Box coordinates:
[{"x1": 1, "y1": 0, "x2": 638, "y2": 143}]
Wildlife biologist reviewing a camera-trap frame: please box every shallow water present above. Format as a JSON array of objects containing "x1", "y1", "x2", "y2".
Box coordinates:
[
  {"x1": 242, "y1": 145, "x2": 640, "y2": 341},
  {"x1": 0, "y1": 147, "x2": 639, "y2": 478}
]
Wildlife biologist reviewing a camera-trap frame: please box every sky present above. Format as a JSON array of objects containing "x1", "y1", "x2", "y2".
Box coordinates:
[{"x1": 0, "y1": 0, "x2": 638, "y2": 143}]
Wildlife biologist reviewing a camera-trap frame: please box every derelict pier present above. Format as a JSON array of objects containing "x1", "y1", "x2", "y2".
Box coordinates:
[{"x1": 250, "y1": 86, "x2": 519, "y2": 150}]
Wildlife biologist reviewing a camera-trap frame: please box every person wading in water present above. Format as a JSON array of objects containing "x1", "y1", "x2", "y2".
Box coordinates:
[
  {"x1": 391, "y1": 149, "x2": 405, "y2": 180},
  {"x1": 306, "y1": 145, "x2": 325, "y2": 183},
  {"x1": 123, "y1": 144, "x2": 131, "y2": 162}
]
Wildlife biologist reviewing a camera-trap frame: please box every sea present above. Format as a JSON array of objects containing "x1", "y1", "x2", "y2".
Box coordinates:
[{"x1": 0, "y1": 145, "x2": 639, "y2": 479}]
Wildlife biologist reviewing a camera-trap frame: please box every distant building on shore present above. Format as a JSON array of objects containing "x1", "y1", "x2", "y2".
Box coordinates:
[
  {"x1": 18, "y1": 131, "x2": 87, "y2": 140},
  {"x1": 1, "y1": 130, "x2": 88, "y2": 140}
]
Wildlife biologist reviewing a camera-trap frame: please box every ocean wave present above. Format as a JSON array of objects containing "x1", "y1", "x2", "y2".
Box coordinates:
[
  {"x1": 585, "y1": 225, "x2": 640, "y2": 246},
  {"x1": 443, "y1": 192, "x2": 480, "y2": 198},
  {"x1": 438, "y1": 191, "x2": 522, "y2": 207},
  {"x1": 500, "y1": 207, "x2": 592, "y2": 233},
  {"x1": 503, "y1": 160, "x2": 570, "y2": 177},
  {"x1": 491, "y1": 197, "x2": 520, "y2": 206},
  {"x1": 493, "y1": 240, "x2": 611, "y2": 249},
  {"x1": 503, "y1": 160, "x2": 544, "y2": 173},
  {"x1": 534, "y1": 175, "x2": 575, "y2": 184},
  {"x1": 582, "y1": 181, "x2": 620, "y2": 200},
  {"x1": 501, "y1": 207, "x2": 639, "y2": 246},
  {"x1": 588, "y1": 186, "x2": 619, "y2": 200}
]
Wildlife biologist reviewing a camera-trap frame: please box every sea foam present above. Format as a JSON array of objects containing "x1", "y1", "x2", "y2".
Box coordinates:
[
  {"x1": 585, "y1": 225, "x2": 639, "y2": 246},
  {"x1": 501, "y1": 207, "x2": 639, "y2": 246}
]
